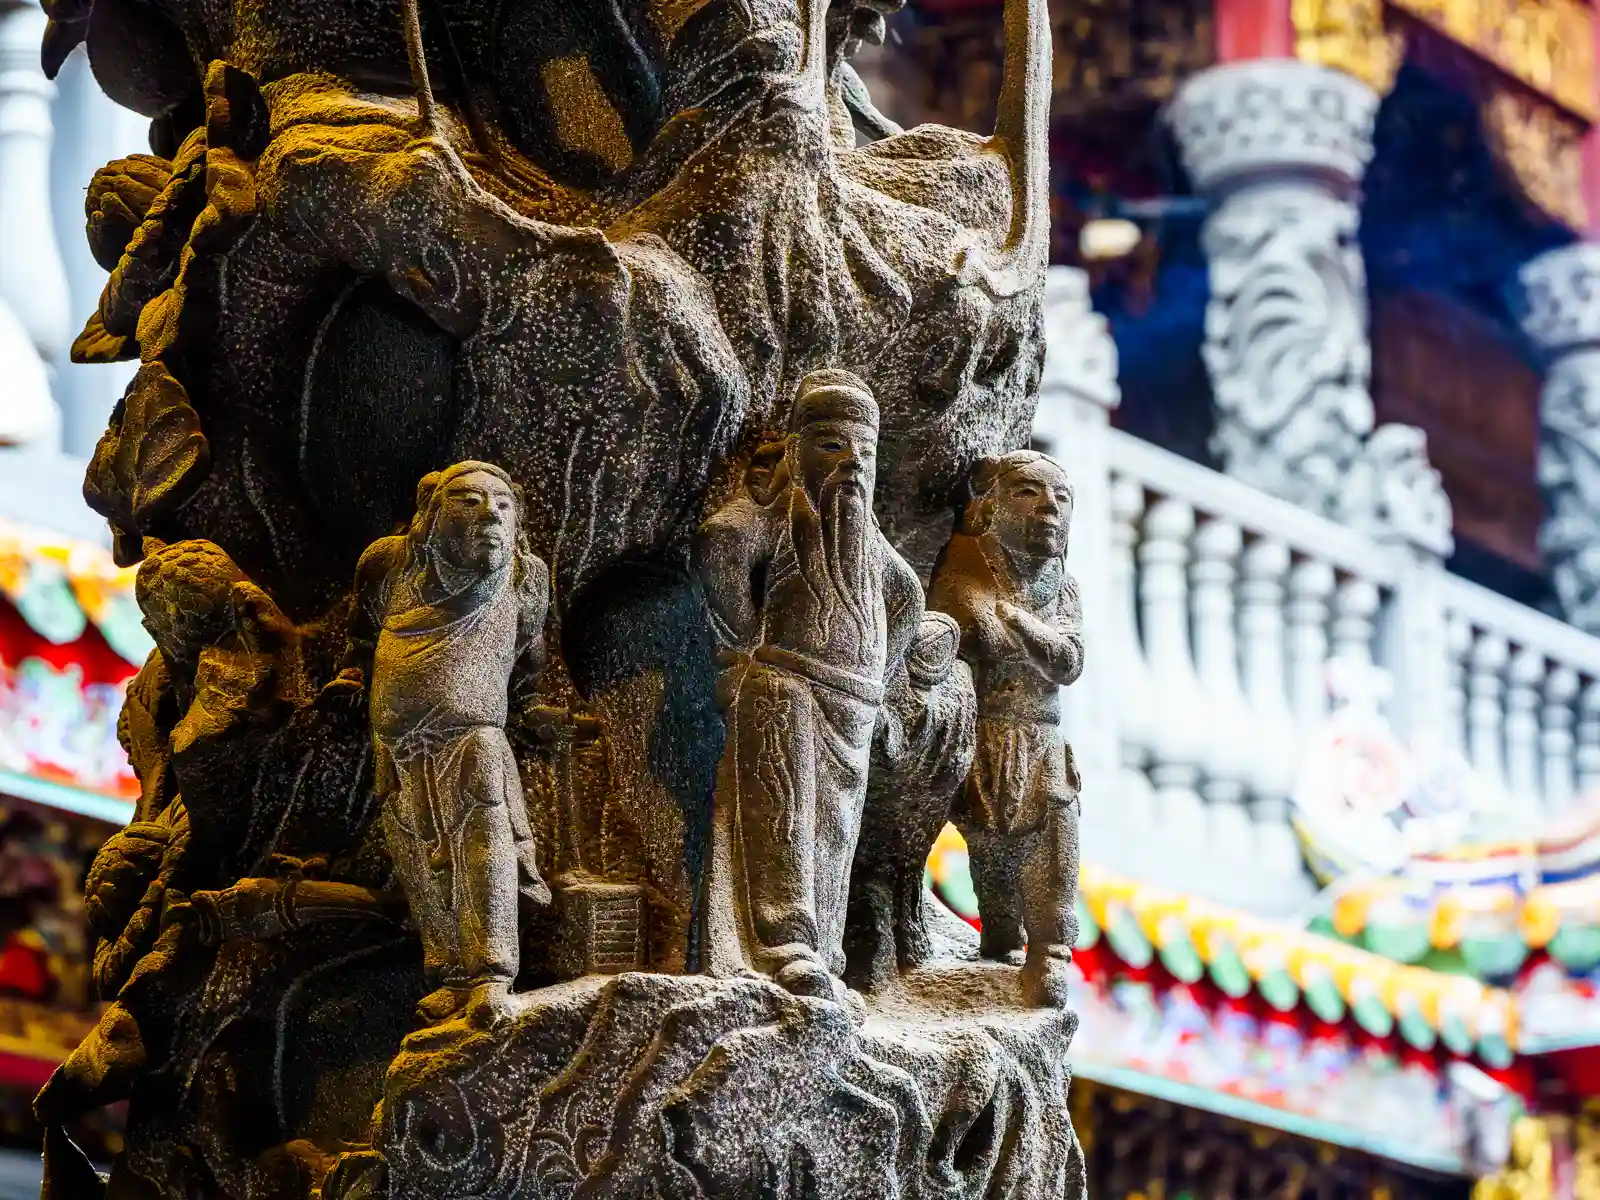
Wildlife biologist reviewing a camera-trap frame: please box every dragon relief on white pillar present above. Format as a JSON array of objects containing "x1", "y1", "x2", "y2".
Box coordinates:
[
  {"x1": 1169, "y1": 59, "x2": 1452, "y2": 554},
  {"x1": 1521, "y1": 244, "x2": 1600, "y2": 635}
]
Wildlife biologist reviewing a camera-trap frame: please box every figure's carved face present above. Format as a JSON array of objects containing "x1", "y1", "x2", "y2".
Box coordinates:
[
  {"x1": 989, "y1": 461, "x2": 1071, "y2": 561},
  {"x1": 433, "y1": 471, "x2": 517, "y2": 574},
  {"x1": 796, "y1": 419, "x2": 877, "y2": 505}
]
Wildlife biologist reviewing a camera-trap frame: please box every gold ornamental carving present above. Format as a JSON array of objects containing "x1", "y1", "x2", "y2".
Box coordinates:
[
  {"x1": 1387, "y1": 0, "x2": 1598, "y2": 121},
  {"x1": 1481, "y1": 83, "x2": 1588, "y2": 228},
  {"x1": 1293, "y1": 0, "x2": 1405, "y2": 95}
]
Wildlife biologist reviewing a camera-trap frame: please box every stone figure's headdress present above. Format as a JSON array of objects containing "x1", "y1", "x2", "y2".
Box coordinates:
[
  {"x1": 960, "y1": 450, "x2": 1072, "y2": 536},
  {"x1": 789, "y1": 369, "x2": 880, "y2": 433}
]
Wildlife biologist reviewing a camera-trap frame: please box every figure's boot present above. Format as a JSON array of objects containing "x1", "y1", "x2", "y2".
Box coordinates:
[
  {"x1": 416, "y1": 984, "x2": 472, "y2": 1025},
  {"x1": 466, "y1": 977, "x2": 519, "y2": 1029}
]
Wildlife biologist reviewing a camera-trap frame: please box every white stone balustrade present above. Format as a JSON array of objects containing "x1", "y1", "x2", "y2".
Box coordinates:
[{"x1": 1038, "y1": 263, "x2": 1600, "y2": 914}]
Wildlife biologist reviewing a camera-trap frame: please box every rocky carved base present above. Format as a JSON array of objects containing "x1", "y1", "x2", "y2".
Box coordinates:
[{"x1": 329, "y1": 960, "x2": 1082, "y2": 1200}]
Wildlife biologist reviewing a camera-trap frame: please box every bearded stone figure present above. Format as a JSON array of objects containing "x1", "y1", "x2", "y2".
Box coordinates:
[
  {"x1": 37, "y1": 0, "x2": 1089, "y2": 1194},
  {"x1": 929, "y1": 451, "x2": 1084, "y2": 1007},
  {"x1": 695, "y1": 370, "x2": 923, "y2": 997}
]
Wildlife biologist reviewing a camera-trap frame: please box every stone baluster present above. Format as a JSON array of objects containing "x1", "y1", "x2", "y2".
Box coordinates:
[
  {"x1": 1105, "y1": 475, "x2": 1157, "y2": 877},
  {"x1": 1542, "y1": 667, "x2": 1580, "y2": 815},
  {"x1": 1331, "y1": 577, "x2": 1381, "y2": 678},
  {"x1": 0, "y1": 0, "x2": 69, "y2": 448},
  {"x1": 1237, "y1": 537, "x2": 1309, "y2": 914},
  {"x1": 1287, "y1": 560, "x2": 1336, "y2": 737},
  {"x1": 1577, "y1": 682, "x2": 1600, "y2": 799},
  {"x1": 1516, "y1": 245, "x2": 1600, "y2": 637},
  {"x1": 1504, "y1": 647, "x2": 1545, "y2": 813},
  {"x1": 1466, "y1": 632, "x2": 1511, "y2": 800},
  {"x1": 1190, "y1": 518, "x2": 1254, "y2": 902},
  {"x1": 1444, "y1": 614, "x2": 1473, "y2": 757},
  {"x1": 1139, "y1": 497, "x2": 1207, "y2": 890}
]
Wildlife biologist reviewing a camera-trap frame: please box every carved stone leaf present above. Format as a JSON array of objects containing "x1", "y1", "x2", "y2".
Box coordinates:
[
  {"x1": 71, "y1": 311, "x2": 135, "y2": 364},
  {"x1": 124, "y1": 364, "x2": 211, "y2": 527},
  {"x1": 86, "y1": 153, "x2": 175, "y2": 272}
]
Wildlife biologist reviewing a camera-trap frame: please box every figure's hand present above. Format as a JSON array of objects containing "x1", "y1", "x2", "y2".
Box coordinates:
[
  {"x1": 977, "y1": 607, "x2": 1020, "y2": 658},
  {"x1": 995, "y1": 600, "x2": 1044, "y2": 646},
  {"x1": 317, "y1": 667, "x2": 365, "y2": 712}
]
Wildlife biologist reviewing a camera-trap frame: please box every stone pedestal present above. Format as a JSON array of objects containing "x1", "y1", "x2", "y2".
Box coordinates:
[
  {"x1": 357, "y1": 944, "x2": 1081, "y2": 1200},
  {"x1": 1517, "y1": 243, "x2": 1600, "y2": 635}
]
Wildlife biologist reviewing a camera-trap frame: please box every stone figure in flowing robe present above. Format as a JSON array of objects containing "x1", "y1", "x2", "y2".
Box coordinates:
[
  {"x1": 695, "y1": 370, "x2": 922, "y2": 997},
  {"x1": 846, "y1": 607, "x2": 976, "y2": 989},
  {"x1": 928, "y1": 451, "x2": 1083, "y2": 1006},
  {"x1": 325, "y1": 461, "x2": 552, "y2": 1026}
]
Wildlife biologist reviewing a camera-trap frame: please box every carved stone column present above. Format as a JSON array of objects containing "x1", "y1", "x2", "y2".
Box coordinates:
[
  {"x1": 1518, "y1": 243, "x2": 1600, "y2": 636},
  {"x1": 1169, "y1": 57, "x2": 1454, "y2": 553},
  {"x1": 0, "y1": 0, "x2": 67, "y2": 448},
  {"x1": 1168, "y1": 59, "x2": 1378, "y2": 520}
]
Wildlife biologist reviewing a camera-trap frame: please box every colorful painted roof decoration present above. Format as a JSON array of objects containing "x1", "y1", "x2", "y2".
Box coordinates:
[
  {"x1": 1320, "y1": 811, "x2": 1600, "y2": 982},
  {"x1": 0, "y1": 522, "x2": 142, "y2": 814},
  {"x1": 0, "y1": 518, "x2": 150, "y2": 667},
  {"x1": 928, "y1": 826, "x2": 1519, "y2": 1064}
]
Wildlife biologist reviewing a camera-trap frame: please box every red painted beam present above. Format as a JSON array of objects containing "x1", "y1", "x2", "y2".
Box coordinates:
[{"x1": 1215, "y1": 0, "x2": 1295, "y2": 61}]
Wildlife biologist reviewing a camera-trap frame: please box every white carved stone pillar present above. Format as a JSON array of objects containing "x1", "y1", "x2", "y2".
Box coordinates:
[
  {"x1": 1518, "y1": 244, "x2": 1600, "y2": 637},
  {"x1": 1191, "y1": 517, "x2": 1254, "y2": 900},
  {"x1": 1140, "y1": 497, "x2": 1208, "y2": 889},
  {"x1": 1168, "y1": 60, "x2": 1453, "y2": 554},
  {"x1": 1167, "y1": 60, "x2": 1377, "y2": 520},
  {"x1": 0, "y1": 0, "x2": 68, "y2": 449}
]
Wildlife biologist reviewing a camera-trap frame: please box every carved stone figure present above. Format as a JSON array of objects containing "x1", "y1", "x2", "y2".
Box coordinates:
[
  {"x1": 1344, "y1": 423, "x2": 1454, "y2": 556},
  {"x1": 695, "y1": 370, "x2": 923, "y2": 997},
  {"x1": 326, "y1": 461, "x2": 551, "y2": 1026},
  {"x1": 929, "y1": 451, "x2": 1084, "y2": 1006},
  {"x1": 846, "y1": 609, "x2": 977, "y2": 989}
]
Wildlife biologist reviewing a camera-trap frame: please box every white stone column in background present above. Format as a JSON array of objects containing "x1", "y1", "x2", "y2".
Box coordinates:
[
  {"x1": 1518, "y1": 243, "x2": 1600, "y2": 637},
  {"x1": 0, "y1": 0, "x2": 69, "y2": 449},
  {"x1": 1033, "y1": 267, "x2": 1126, "y2": 870},
  {"x1": 50, "y1": 47, "x2": 146, "y2": 457}
]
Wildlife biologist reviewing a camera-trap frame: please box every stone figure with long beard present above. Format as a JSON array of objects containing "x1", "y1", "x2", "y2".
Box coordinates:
[
  {"x1": 324, "y1": 461, "x2": 552, "y2": 1027},
  {"x1": 695, "y1": 370, "x2": 923, "y2": 998},
  {"x1": 929, "y1": 451, "x2": 1083, "y2": 1006}
]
